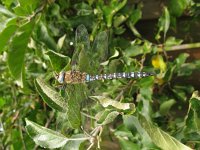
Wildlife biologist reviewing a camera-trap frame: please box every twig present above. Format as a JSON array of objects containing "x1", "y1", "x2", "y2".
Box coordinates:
[
  {"x1": 19, "y1": 119, "x2": 27, "y2": 150},
  {"x1": 164, "y1": 42, "x2": 200, "y2": 51},
  {"x1": 81, "y1": 112, "x2": 96, "y2": 120}
]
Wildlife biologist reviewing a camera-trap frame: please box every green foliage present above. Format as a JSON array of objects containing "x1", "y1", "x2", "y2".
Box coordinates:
[{"x1": 0, "y1": 0, "x2": 200, "y2": 149}]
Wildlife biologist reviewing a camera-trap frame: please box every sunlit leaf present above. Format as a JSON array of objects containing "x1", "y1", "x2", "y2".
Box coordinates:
[
  {"x1": 0, "y1": 4, "x2": 16, "y2": 17},
  {"x1": 35, "y1": 77, "x2": 66, "y2": 112},
  {"x1": 13, "y1": 0, "x2": 40, "y2": 16},
  {"x1": 156, "y1": 7, "x2": 170, "y2": 40},
  {"x1": 184, "y1": 91, "x2": 200, "y2": 133},
  {"x1": 138, "y1": 115, "x2": 192, "y2": 150},
  {"x1": 91, "y1": 96, "x2": 135, "y2": 112},
  {"x1": 114, "y1": 14, "x2": 128, "y2": 28},
  {"x1": 25, "y1": 119, "x2": 68, "y2": 149},
  {"x1": 165, "y1": 37, "x2": 183, "y2": 47},
  {"x1": 95, "y1": 109, "x2": 119, "y2": 125},
  {"x1": 57, "y1": 34, "x2": 66, "y2": 49}
]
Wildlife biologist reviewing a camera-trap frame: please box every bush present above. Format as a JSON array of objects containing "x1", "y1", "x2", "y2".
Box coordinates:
[{"x1": 0, "y1": 0, "x2": 200, "y2": 149}]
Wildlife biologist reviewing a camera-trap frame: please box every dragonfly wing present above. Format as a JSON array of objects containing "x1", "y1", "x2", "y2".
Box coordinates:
[
  {"x1": 71, "y1": 24, "x2": 90, "y2": 71},
  {"x1": 91, "y1": 31, "x2": 108, "y2": 73}
]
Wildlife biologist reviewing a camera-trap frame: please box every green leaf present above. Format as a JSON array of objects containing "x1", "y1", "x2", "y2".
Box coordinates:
[
  {"x1": 102, "y1": 0, "x2": 127, "y2": 27},
  {"x1": 25, "y1": 119, "x2": 68, "y2": 149},
  {"x1": 129, "y1": 7, "x2": 142, "y2": 25},
  {"x1": 164, "y1": 37, "x2": 183, "y2": 47},
  {"x1": 91, "y1": 96, "x2": 135, "y2": 112},
  {"x1": 172, "y1": 87, "x2": 186, "y2": 102},
  {"x1": 139, "y1": 76, "x2": 154, "y2": 88},
  {"x1": 74, "y1": 2, "x2": 93, "y2": 16},
  {"x1": 177, "y1": 63, "x2": 196, "y2": 76},
  {"x1": 138, "y1": 115, "x2": 192, "y2": 150},
  {"x1": 62, "y1": 134, "x2": 87, "y2": 150},
  {"x1": 46, "y1": 50, "x2": 70, "y2": 72},
  {"x1": 37, "y1": 22, "x2": 58, "y2": 50},
  {"x1": 0, "y1": 4, "x2": 16, "y2": 17},
  {"x1": 168, "y1": 0, "x2": 190, "y2": 17},
  {"x1": 123, "y1": 115, "x2": 156, "y2": 148},
  {"x1": 124, "y1": 44, "x2": 143, "y2": 57},
  {"x1": 156, "y1": 7, "x2": 170, "y2": 40},
  {"x1": 0, "y1": 25, "x2": 17, "y2": 52},
  {"x1": 7, "y1": 21, "x2": 34, "y2": 87},
  {"x1": 0, "y1": 98, "x2": 6, "y2": 109},
  {"x1": 35, "y1": 77, "x2": 66, "y2": 112},
  {"x1": 11, "y1": 129, "x2": 23, "y2": 149},
  {"x1": 114, "y1": 14, "x2": 128, "y2": 28},
  {"x1": 95, "y1": 109, "x2": 119, "y2": 125},
  {"x1": 13, "y1": 0, "x2": 40, "y2": 16},
  {"x1": 184, "y1": 91, "x2": 200, "y2": 133},
  {"x1": 175, "y1": 53, "x2": 189, "y2": 69},
  {"x1": 118, "y1": 137, "x2": 140, "y2": 150},
  {"x1": 159, "y1": 99, "x2": 176, "y2": 115}
]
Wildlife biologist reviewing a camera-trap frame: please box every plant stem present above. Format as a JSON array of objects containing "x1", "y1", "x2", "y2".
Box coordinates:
[
  {"x1": 165, "y1": 42, "x2": 200, "y2": 51},
  {"x1": 69, "y1": 137, "x2": 91, "y2": 141}
]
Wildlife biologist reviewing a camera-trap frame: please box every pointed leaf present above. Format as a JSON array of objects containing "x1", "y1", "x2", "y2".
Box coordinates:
[
  {"x1": 46, "y1": 50, "x2": 70, "y2": 72},
  {"x1": 0, "y1": 25, "x2": 17, "y2": 52},
  {"x1": 184, "y1": 91, "x2": 200, "y2": 133},
  {"x1": 95, "y1": 110, "x2": 119, "y2": 125},
  {"x1": 35, "y1": 77, "x2": 66, "y2": 112},
  {"x1": 25, "y1": 119, "x2": 68, "y2": 149},
  {"x1": 138, "y1": 115, "x2": 192, "y2": 150},
  {"x1": 57, "y1": 34, "x2": 66, "y2": 49},
  {"x1": 91, "y1": 96, "x2": 135, "y2": 112},
  {"x1": 7, "y1": 21, "x2": 34, "y2": 87},
  {"x1": 156, "y1": 7, "x2": 170, "y2": 40},
  {"x1": 37, "y1": 22, "x2": 58, "y2": 50}
]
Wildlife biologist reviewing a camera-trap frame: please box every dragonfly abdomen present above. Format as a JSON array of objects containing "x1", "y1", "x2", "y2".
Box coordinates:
[{"x1": 85, "y1": 72, "x2": 153, "y2": 82}]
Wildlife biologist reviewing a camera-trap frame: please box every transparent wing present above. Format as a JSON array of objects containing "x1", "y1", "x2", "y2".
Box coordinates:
[
  {"x1": 71, "y1": 24, "x2": 90, "y2": 71},
  {"x1": 91, "y1": 31, "x2": 108, "y2": 73}
]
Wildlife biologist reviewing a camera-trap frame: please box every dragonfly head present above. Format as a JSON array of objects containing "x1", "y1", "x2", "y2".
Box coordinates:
[{"x1": 55, "y1": 72, "x2": 65, "y2": 84}]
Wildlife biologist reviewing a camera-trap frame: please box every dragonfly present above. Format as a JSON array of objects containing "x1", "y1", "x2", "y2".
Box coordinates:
[
  {"x1": 56, "y1": 70, "x2": 154, "y2": 84},
  {"x1": 55, "y1": 25, "x2": 154, "y2": 85},
  {"x1": 54, "y1": 24, "x2": 154, "y2": 131}
]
